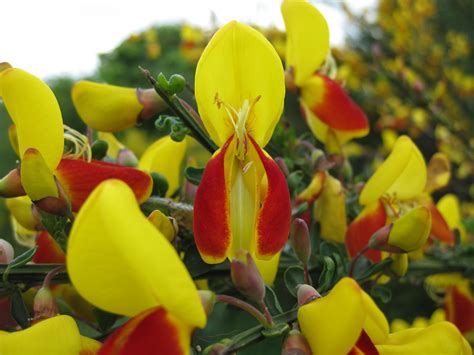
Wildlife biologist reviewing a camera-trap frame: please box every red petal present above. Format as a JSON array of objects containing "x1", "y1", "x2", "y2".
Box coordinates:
[
  {"x1": 429, "y1": 203, "x2": 454, "y2": 244},
  {"x1": 310, "y1": 74, "x2": 369, "y2": 132},
  {"x1": 349, "y1": 330, "x2": 379, "y2": 355},
  {"x1": 445, "y1": 285, "x2": 474, "y2": 334},
  {"x1": 99, "y1": 306, "x2": 187, "y2": 355},
  {"x1": 33, "y1": 231, "x2": 65, "y2": 264},
  {"x1": 193, "y1": 139, "x2": 232, "y2": 263},
  {"x1": 55, "y1": 159, "x2": 152, "y2": 212},
  {"x1": 346, "y1": 200, "x2": 387, "y2": 263},
  {"x1": 250, "y1": 137, "x2": 291, "y2": 258}
]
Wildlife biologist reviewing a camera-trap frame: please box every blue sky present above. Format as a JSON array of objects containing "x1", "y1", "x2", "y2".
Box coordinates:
[{"x1": 0, "y1": 0, "x2": 375, "y2": 79}]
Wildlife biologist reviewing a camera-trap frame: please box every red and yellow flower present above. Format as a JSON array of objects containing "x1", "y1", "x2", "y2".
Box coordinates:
[
  {"x1": 346, "y1": 135, "x2": 453, "y2": 262},
  {"x1": 67, "y1": 179, "x2": 206, "y2": 354},
  {"x1": 0, "y1": 67, "x2": 153, "y2": 213},
  {"x1": 192, "y1": 21, "x2": 291, "y2": 277},
  {"x1": 281, "y1": 0, "x2": 369, "y2": 148}
]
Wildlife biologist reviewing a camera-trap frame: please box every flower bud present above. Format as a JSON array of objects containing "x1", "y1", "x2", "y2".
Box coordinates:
[
  {"x1": 198, "y1": 290, "x2": 216, "y2": 316},
  {"x1": 116, "y1": 148, "x2": 139, "y2": 167},
  {"x1": 0, "y1": 168, "x2": 25, "y2": 198},
  {"x1": 34, "y1": 180, "x2": 72, "y2": 217},
  {"x1": 390, "y1": 253, "x2": 408, "y2": 277},
  {"x1": 297, "y1": 284, "x2": 321, "y2": 307},
  {"x1": 147, "y1": 210, "x2": 177, "y2": 242},
  {"x1": 291, "y1": 218, "x2": 311, "y2": 264},
  {"x1": 369, "y1": 206, "x2": 432, "y2": 253},
  {"x1": 33, "y1": 286, "x2": 59, "y2": 320},
  {"x1": 0, "y1": 239, "x2": 14, "y2": 263},
  {"x1": 230, "y1": 251, "x2": 265, "y2": 303},
  {"x1": 282, "y1": 329, "x2": 312, "y2": 355}
]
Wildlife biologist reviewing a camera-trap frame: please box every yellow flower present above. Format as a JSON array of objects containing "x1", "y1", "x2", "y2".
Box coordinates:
[
  {"x1": 281, "y1": 0, "x2": 369, "y2": 146},
  {"x1": 0, "y1": 315, "x2": 101, "y2": 355},
  {"x1": 298, "y1": 278, "x2": 389, "y2": 354},
  {"x1": 72, "y1": 81, "x2": 166, "y2": 132},
  {"x1": 67, "y1": 179, "x2": 206, "y2": 353}
]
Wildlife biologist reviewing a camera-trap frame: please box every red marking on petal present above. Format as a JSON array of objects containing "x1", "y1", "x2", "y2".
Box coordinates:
[
  {"x1": 55, "y1": 159, "x2": 152, "y2": 212},
  {"x1": 445, "y1": 286, "x2": 474, "y2": 334},
  {"x1": 311, "y1": 75, "x2": 369, "y2": 132},
  {"x1": 33, "y1": 231, "x2": 65, "y2": 264},
  {"x1": 250, "y1": 137, "x2": 291, "y2": 258},
  {"x1": 193, "y1": 139, "x2": 232, "y2": 263},
  {"x1": 349, "y1": 330, "x2": 379, "y2": 355},
  {"x1": 99, "y1": 306, "x2": 187, "y2": 355},
  {"x1": 429, "y1": 203, "x2": 454, "y2": 244},
  {"x1": 346, "y1": 200, "x2": 387, "y2": 263}
]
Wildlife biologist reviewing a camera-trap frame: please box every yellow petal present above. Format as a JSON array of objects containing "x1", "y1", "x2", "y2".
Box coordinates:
[
  {"x1": 361, "y1": 290, "x2": 389, "y2": 344},
  {"x1": 377, "y1": 322, "x2": 472, "y2": 355},
  {"x1": 437, "y1": 194, "x2": 467, "y2": 241},
  {"x1": 5, "y1": 196, "x2": 37, "y2": 231},
  {"x1": 0, "y1": 315, "x2": 82, "y2": 355},
  {"x1": 80, "y1": 336, "x2": 102, "y2": 354},
  {"x1": 360, "y1": 136, "x2": 427, "y2": 205},
  {"x1": 67, "y1": 179, "x2": 206, "y2": 329},
  {"x1": 20, "y1": 149, "x2": 58, "y2": 201},
  {"x1": 281, "y1": 0, "x2": 330, "y2": 86},
  {"x1": 425, "y1": 152, "x2": 451, "y2": 193},
  {"x1": 148, "y1": 209, "x2": 176, "y2": 242},
  {"x1": 314, "y1": 173, "x2": 347, "y2": 243},
  {"x1": 390, "y1": 253, "x2": 408, "y2": 277},
  {"x1": 298, "y1": 277, "x2": 365, "y2": 354},
  {"x1": 388, "y1": 206, "x2": 432, "y2": 252},
  {"x1": 254, "y1": 252, "x2": 281, "y2": 286},
  {"x1": 138, "y1": 136, "x2": 188, "y2": 197},
  {"x1": 97, "y1": 132, "x2": 125, "y2": 159},
  {"x1": 0, "y1": 68, "x2": 63, "y2": 170},
  {"x1": 72, "y1": 80, "x2": 143, "y2": 132},
  {"x1": 195, "y1": 21, "x2": 285, "y2": 147}
]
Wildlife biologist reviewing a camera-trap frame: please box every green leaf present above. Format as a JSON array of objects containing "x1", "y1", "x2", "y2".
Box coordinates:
[
  {"x1": 156, "y1": 72, "x2": 170, "y2": 94},
  {"x1": 184, "y1": 245, "x2": 215, "y2": 278},
  {"x1": 264, "y1": 286, "x2": 284, "y2": 315},
  {"x1": 357, "y1": 258, "x2": 393, "y2": 283},
  {"x1": 370, "y1": 284, "x2": 392, "y2": 303},
  {"x1": 185, "y1": 167, "x2": 205, "y2": 186},
  {"x1": 318, "y1": 256, "x2": 335, "y2": 293},
  {"x1": 261, "y1": 322, "x2": 290, "y2": 337},
  {"x1": 8, "y1": 247, "x2": 38, "y2": 270},
  {"x1": 94, "y1": 308, "x2": 119, "y2": 333},
  {"x1": 151, "y1": 172, "x2": 169, "y2": 197},
  {"x1": 91, "y1": 139, "x2": 109, "y2": 160},
  {"x1": 11, "y1": 289, "x2": 29, "y2": 329},
  {"x1": 168, "y1": 74, "x2": 186, "y2": 94},
  {"x1": 283, "y1": 265, "x2": 305, "y2": 297}
]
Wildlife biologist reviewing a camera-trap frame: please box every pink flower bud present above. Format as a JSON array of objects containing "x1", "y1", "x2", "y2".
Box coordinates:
[
  {"x1": 0, "y1": 168, "x2": 25, "y2": 198},
  {"x1": 297, "y1": 284, "x2": 321, "y2": 307},
  {"x1": 117, "y1": 149, "x2": 139, "y2": 167},
  {"x1": 230, "y1": 251, "x2": 265, "y2": 303},
  {"x1": 33, "y1": 286, "x2": 59, "y2": 321},
  {"x1": 291, "y1": 218, "x2": 311, "y2": 264},
  {"x1": 0, "y1": 239, "x2": 14, "y2": 263},
  {"x1": 282, "y1": 329, "x2": 312, "y2": 355},
  {"x1": 198, "y1": 290, "x2": 216, "y2": 316}
]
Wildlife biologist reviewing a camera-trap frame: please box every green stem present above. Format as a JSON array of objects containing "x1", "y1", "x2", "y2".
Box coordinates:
[
  {"x1": 216, "y1": 294, "x2": 272, "y2": 329},
  {"x1": 349, "y1": 245, "x2": 370, "y2": 277},
  {"x1": 140, "y1": 68, "x2": 217, "y2": 154}
]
